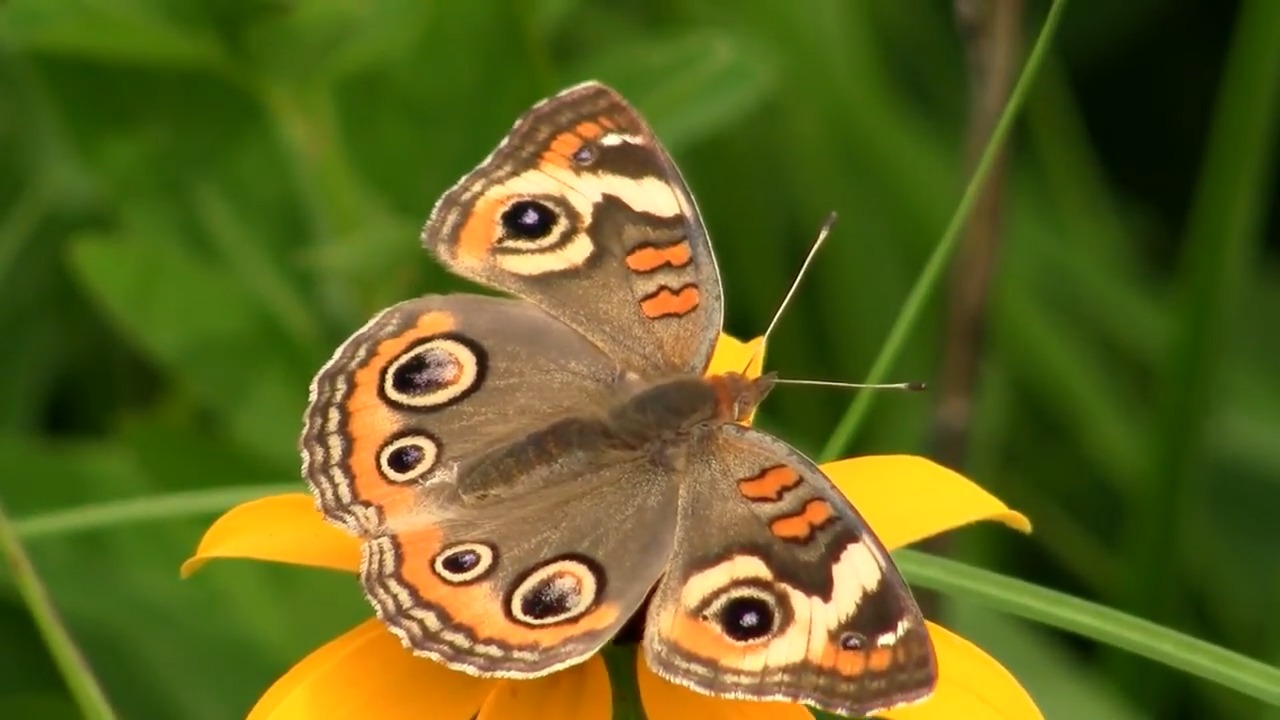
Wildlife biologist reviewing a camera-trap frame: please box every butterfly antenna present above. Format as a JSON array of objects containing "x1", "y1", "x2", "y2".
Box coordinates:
[
  {"x1": 742, "y1": 212, "x2": 839, "y2": 374},
  {"x1": 772, "y1": 378, "x2": 928, "y2": 391}
]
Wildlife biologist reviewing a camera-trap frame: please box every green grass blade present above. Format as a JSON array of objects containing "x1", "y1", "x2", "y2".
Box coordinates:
[
  {"x1": 0, "y1": 499, "x2": 120, "y2": 720},
  {"x1": 13, "y1": 485, "x2": 299, "y2": 540},
  {"x1": 819, "y1": 0, "x2": 1068, "y2": 460},
  {"x1": 897, "y1": 549, "x2": 1280, "y2": 706},
  {"x1": 1120, "y1": 0, "x2": 1280, "y2": 650}
]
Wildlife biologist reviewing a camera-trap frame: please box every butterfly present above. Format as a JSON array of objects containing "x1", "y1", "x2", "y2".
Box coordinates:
[{"x1": 300, "y1": 81, "x2": 937, "y2": 717}]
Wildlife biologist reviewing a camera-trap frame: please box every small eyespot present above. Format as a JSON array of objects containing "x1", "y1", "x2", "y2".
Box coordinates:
[
  {"x1": 501, "y1": 200, "x2": 557, "y2": 240},
  {"x1": 381, "y1": 335, "x2": 485, "y2": 410},
  {"x1": 839, "y1": 631, "x2": 867, "y2": 650},
  {"x1": 700, "y1": 583, "x2": 788, "y2": 644},
  {"x1": 432, "y1": 542, "x2": 496, "y2": 585},
  {"x1": 378, "y1": 433, "x2": 440, "y2": 483},
  {"x1": 508, "y1": 555, "x2": 605, "y2": 627},
  {"x1": 571, "y1": 144, "x2": 597, "y2": 166}
]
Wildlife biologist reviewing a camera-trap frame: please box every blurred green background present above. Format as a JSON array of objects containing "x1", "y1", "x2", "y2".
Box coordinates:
[{"x1": 1, "y1": 0, "x2": 1277, "y2": 718}]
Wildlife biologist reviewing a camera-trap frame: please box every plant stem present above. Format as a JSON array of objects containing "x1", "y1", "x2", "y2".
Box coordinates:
[
  {"x1": 819, "y1": 0, "x2": 1068, "y2": 461},
  {"x1": 0, "y1": 499, "x2": 119, "y2": 720}
]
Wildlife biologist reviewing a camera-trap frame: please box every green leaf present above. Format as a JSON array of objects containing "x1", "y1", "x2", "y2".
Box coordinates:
[
  {"x1": 0, "y1": 0, "x2": 224, "y2": 69},
  {"x1": 899, "y1": 550, "x2": 1280, "y2": 706}
]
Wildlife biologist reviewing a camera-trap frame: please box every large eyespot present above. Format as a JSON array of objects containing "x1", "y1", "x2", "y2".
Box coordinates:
[
  {"x1": 380, "y1": 334, "x2": 485, "y2": 410},
  {"x1": 488, "y1": 196, "x2": 592, "y2": 276},
  {"x1": 501, "y1": 200, "x2": 557, "y2": 240},
  {"x1": 432, "y1": 542, "x2": 496, "y2": 585},
  {"x1": 507, "y1": 555, "x2": 605, "y2": 627},
  {"x1": 377, "y1": 432, "x2": 440, "y2": 483},
  {"x1": 699, "y1": 582, "x2": 790, "y2": 645}
]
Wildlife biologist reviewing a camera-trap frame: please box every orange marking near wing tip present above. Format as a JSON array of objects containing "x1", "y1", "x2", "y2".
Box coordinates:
[
  {"x1": 737, "y1": 465, "x2": 803, "y2": 502},
  {"x1": 542, "y1": 130, "x2": 583, "y2": 170},
  {"x1": 625, "y1": 242, "x2": 693, "y2": 273},
  {"x1": 541, "y1": 120, "x2": 608, "y2": 171},
  {"x1": 639, "y1": 284, "x2": 700, "y2": 319},
  {"x1": 769, "y1": 499, "x2": 835, "y2": 541},
  {"x1": 574, "y1": 120, "x2": 606, "y2": 139}
]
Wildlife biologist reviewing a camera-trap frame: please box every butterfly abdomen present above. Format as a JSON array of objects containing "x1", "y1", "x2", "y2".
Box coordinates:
[{"x1": 457, "y1": 415, "x2": 634, "y2": 501}]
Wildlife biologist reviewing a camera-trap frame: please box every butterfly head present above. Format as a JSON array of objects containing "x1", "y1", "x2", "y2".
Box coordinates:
[{"x1": 709, "y1": 371, "x2": 777, "y2": 423}]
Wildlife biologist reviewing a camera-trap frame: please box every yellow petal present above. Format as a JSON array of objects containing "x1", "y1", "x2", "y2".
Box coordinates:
[
  {"x1": 248, "y1": 618, "x2": 494, "y2": 720},
  {"x1": 181, "y1": 494, "x2": 360, "y2": 578},
  {"x1": 477, "y1": 656, "x2": 611, "y2": 720},
  {"x1": 707, "y1": 334, "x2": 766, "y2": 379},
  {"x1": 822, "y1": 455, "x2": 1030, "y2": 550},
  {"x1": 637, "y1": 654, "x2": 812, "y2": 720},
  {"x1": 880, "y1": 622, "x2": 1042, "y2": 720}
]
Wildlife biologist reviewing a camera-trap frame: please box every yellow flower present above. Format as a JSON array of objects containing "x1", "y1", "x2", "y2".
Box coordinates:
[{"x1": 184, "y1": 335, "x2": 1040, "y2": 720}]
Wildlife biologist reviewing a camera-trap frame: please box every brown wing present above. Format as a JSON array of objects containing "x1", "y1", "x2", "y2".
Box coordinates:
[
  {"x1": 421, "y1": 81, "x2": 722, "y2": 377},
  {"x1": 642, "y1": 424, "x2": 937, "y2": 717},
  {"x1": 360, "y1": 455, "x2": 679, "y2": 678},
  {"x1": 300, "y1": 293, "x2": 619, "y2": 535}
]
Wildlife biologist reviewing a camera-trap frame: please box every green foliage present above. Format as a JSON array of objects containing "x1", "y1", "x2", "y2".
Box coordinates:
[{"x1": 1, "y1": 1, "x2": 1277, "y2": 719}]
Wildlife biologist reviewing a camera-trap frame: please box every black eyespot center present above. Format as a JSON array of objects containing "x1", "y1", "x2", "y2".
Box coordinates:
[
  {"x1": 571, "y1": 144, "x2": 598, "y2": 166},
  {"x1": 840, "y1": 631, "x2": 867, "y2": 650},
  {"x1": 432, "y1": 542, "x2": 496, "y2": 585},
  {"x1": 501, "y1": 200, "x2": 558, "y2": 239},
  {"x1": 386, "y1": 444, "x2": 425, "y2": 474},
  {"x1": 718, "y1": 595, "x2": 776, "y2": 642},
  {"x1": 520, "y1": 573, "x2": 582, "y2": 620},
  {"x1": 392, "y1": 348, "x2": 459, "y2": 397},
  {"x1": 441, "y1": 549, "x2": 481, "y2": 574}
]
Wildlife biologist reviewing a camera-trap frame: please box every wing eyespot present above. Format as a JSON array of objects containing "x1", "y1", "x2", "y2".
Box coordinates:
[
  {"x1": 506, "y1": 555, "x2": 606, "y2": 627},
  {"x1": 380, "y1": 333, "x2": 487, "y2": 411},
  {"x1": 696, "y1": 580, "x2": 793, "y2": 645},
  {"x1": 500, "y1": 199, "x2": 558, "y2": 240},
  {"x1": 432, "y1": 541, "x2": 497, "y2": 585},
  {"x1": 377, "y1": 432, "x2": 442, "y2": 483}
]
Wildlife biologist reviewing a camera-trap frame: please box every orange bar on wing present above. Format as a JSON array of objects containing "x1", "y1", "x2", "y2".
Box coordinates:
[
  {"x1": 769, "y1": 499, "x2": 834, "y2": 541},
  {"x1": 737, "y1": 466, "x2": 803, "y2": 502},
  {"x1": 639, "y1": 285, "x2": 700, "y2": 318},
  {"x1": 625, "y1": 242, "x2": 693, "y2": 273}
]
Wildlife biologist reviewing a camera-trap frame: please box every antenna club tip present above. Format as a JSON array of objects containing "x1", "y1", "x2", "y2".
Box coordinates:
[{"x1": 906, "y1": 381, "x2": 928, "y2": 392}]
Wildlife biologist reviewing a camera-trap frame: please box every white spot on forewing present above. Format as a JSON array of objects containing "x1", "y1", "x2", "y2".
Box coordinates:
[
  {"x1": 827, "y1": 540, "x2": 884, "y2": 617},
  {"x1": 875, "y1": 617, "x2": 912, "y2": 647},
  {"x1": 582, "y1": 170, "x2": 683, "y2": 217},
  {"x1": 598, "y1": 132, "x2": 645, "y2": 147},
  {"x1": 495, "y1": 231, "x2": 594, "y2": 276},
  {"x1": 678, "y1": 554, "x2": 772, "y2": 608}
]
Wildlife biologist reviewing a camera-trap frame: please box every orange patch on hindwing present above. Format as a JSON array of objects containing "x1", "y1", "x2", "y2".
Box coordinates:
[
  {"x1": 737, "y1": 466, "x2": 802, "y2": 502},
  {"x1": 769, "y1": 499, "x2": 835, "y2": 542},
  {"x1": 345, "y1": 312, "x2": 455, "y2": 517},
  {"x1": 625, "y1": 241, "x2": 693, "y2": 273},
  {"x1": 394, "y1": 528, "x2": 620, "y2": 647},
  {"x1": 639, "y1": 284, "x2": 700, "y2": 318}
]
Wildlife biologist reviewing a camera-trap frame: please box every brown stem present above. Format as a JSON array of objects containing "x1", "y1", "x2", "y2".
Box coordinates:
[{"x1": 917, "y1": 0, "x2": 1024, "y2": 613}]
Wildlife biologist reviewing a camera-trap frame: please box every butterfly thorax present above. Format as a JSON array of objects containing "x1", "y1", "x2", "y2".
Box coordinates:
[{"x1": 601, "y1": 370, "x2": 776, "y2": 469}]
